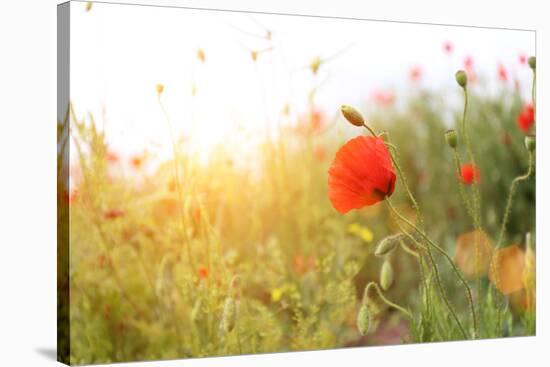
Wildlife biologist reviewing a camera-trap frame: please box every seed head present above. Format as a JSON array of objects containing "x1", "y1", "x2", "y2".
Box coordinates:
[
  {"x1": 445, "y1": 129, "x2": 458, "y2": 149},
  {"x1": 340, "y1": 105, "x2": 365, "y2": 127},
  {"x1": 380, "y1": 260, "x2": 395, "y2": 291},
  {"x1": 525, "y1": 135, "x2": 535, "y2": 152},
  {"x1": 455, "y1": 70, "x2": 468, "y2": 88},
  {"x1": 528, "y1": 56, "x2": 536, "y2": 70}
]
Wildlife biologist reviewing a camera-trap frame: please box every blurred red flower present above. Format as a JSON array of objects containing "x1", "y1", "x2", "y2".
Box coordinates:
[
  {"x1": 104, "y1": 208, "x2": 125, "y2": 219},
  {"x1": 464, "y1": 56, "x2": 474, "y2": 69},
  {"x1": 328, "y1": 136, "x2": 396, "y2": 214},
  {"x1": 198, "y1": 267, "x2": 209, "y2": 279},
  {"x1": 460, "y1": 163, "x2": 480, "y2": 185},
  {"x1": 371, "y1": 90, "x2": 395, "y2": 107},
  {"x1": 498, "y1": 63, "x2": 508, "y2": 82},
  {"x1": 443, "y1": 41, "x2": 453, "y2": 54},
  {"x1": 517, "y1": 104, "x2": 535, "y2": 134},
  {"x1": 106, "y1": 151, "x2": 119, "y2": 164},
  {"x1": 296, "y1": 108, "x2": 326, "y2": 136},
  {"x1": 463, "y1": 56, "x2": 477, "y2": 83},
  {"x1": 409, "y1": 66, "x2": 422, "y2": 83},
  {"x1": 130, "y1": 153, "x2": 147, "y2": 169},
  {"x1": 519, "y1": 53, "x2": 527, "y2": 65},
  {"x1": 314, "y1": 145, "x2": 327, "y2": 161}
]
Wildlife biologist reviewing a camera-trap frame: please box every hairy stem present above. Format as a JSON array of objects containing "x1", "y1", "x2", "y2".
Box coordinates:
[{"x1": 387, "y1": 199, "x2": 477, "y2": 337}]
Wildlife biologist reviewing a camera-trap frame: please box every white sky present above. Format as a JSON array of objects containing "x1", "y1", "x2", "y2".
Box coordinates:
[{"x1": 69, "y1": 1, "x2": 535, "y2": 162}]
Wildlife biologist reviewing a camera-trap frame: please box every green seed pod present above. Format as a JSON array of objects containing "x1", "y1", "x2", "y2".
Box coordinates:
[
  {"x1": 455, "y1": 70, "x2": 468, "y2": 88},
  {"x1": 374, "y1": 234, "x2": 402, "y2": 257},
  {"x1": 525, "y1": 134, "x2": 535, "y2": 152},
  {"x1": 445, "y1": 129, "x2": 458, "y2": 149},
  {"x1": 221, "y1": 297, "x2": 237, "y2": 333},
  {"x1": 380, "y1": 260, "x2": 394, "y2": 291},
  {"x1": 356, "y1": 303, "x2": 371, "y2": 336},
  {"x1": 528, "y1": 56, "x2": 536, "y2": 70},
  {"x1": 341, "y1": 105, "x2": 365, "y2": 127}
]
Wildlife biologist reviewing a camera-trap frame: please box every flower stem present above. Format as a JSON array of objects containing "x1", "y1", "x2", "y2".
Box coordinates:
[
  {"x1": 496, "y1": 151, "x2": 534, "y2": 250},
  {"x1": 159, "y1": 98, "x2": 197, "y2": 274},
  {"x1": 367, "y1": 281, "x2": 413, "y2": 320},
  {"x1": 386, "y1": 199, "x2": 478, "y2": 338},
  {"x1": 389, "y1": 204, "x2": 467, "y2": 339}
]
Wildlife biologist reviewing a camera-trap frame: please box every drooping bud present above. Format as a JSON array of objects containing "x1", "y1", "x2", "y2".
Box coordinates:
[
  {"x1": 525, "y1": 135, "x2": 535, "y2": 152},
  {"x1": 528, "y1": 56, "x2": 536, "y2": 71},
  {"x1": 340, "y1": 105, "x2": 365, "y2": 127},
  {"x1": 375, "y1": 234, "x2": 402, "y2": 257},
  {"x1": 380, "y1": 260, "x2": 395, "y2": 291},
  {"x1": 221, "y1": 297, "x2": 237, "y2": 333},
  {"x1": 445, "y1": 129, "x2": 458, "y2": 149},
  {"x1": 85, "y1": 2, "x2": 92, "y2": 12},
  {"x1": 156, "y1": 83, "x2": 164, "y2": 96},
  {"x1": 455, "y1": 70, "x2": 468, "y2": 88},
  {"x1": 356, "y1": 303, "x2": 371, "y2": 336}
]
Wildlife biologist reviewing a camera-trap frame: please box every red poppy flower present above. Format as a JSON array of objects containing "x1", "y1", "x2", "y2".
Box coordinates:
[
  {"x1": 517, "y1": 104, "x2": 535, "y2": 134},
  {"x1": 106, "y1": 151, "x2": 119, "y2": 164},
  {"x1": 443, "y1": 41, "x2": 453, "y2": 54},
  {"x1": 460, "y1": 163, "x2": 480, "y2": 185},
  {"x1": 296, "y1": 109, "x2": 326, "y2": 136},
  {"x1": 371, "y1": 90, "x2": 395, "y2": 107},
  {"x1": 464, "y1": 56, "x2": 474, "y2": 69},
  {"x1": 498, "y1": 63, "x2": 508, "y2": 82},
  {"x1": 463, "y1": 56, "x2": 477, "y2": 83},
  {"x1": 198, "y1": 267, "x2": 209, "y2": 279},
  {"x1": 104, "y1": 208, "x2": 125, "y2": 219},
  {"x1": 409, "y1": 66, "x2": 422, "y2": 83},
  {"x1": 328, "y1": 136, "x2": 396, "y2": 214}
]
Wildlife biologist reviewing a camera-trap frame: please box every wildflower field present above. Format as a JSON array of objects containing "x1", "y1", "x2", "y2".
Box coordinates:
[{"x1": 57, "y1": 3, "x2": 536, "y2": 365}]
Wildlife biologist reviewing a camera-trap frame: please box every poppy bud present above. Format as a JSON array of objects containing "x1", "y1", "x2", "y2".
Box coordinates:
[
  {"x1": 85, "y1": 2, "x2": 92, "y2": 12},
  {"x1": 445, "y1": 129, "x2": 458, "y2": 148},
  {"x1": 528, "y1": 56, "x2": 536, "y2": 70},
  {"x1": 356, "y1": 303, "x2": 371, "y2": 336},
  {"x1": 455, "y1": 70, "x2": 468, "y2": 88},
  {"x1": 525, "y1": 135, "x2": 535, "y2": 152},
  {"x1": 340, "y1": 105, "x2": 365, "y2": 127},
  {"x1": 375, "y1": 234, "x2": 402, "y2": 257},
  {"x1": 380, "y1": 260, "x2": 395, "y2": 291},
  {"x1": 221, "y1": 297, "x2": 237, "y2": 333},
  {"x1": 311, "y1": 56, "x2": 322, "y2": 75},
  {"x1": 156, "y1": 83, "x2": 164, "y2": 96}
]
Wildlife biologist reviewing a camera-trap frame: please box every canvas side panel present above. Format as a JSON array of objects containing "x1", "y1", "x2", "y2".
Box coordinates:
[{"x1": 57, "y1": 2, "x2": 70, "y2": 365}]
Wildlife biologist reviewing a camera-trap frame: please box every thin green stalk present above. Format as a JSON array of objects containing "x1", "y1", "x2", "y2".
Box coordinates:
[
  {"x1": 387, "y1": 199, "x2": 478, "y2": 338},
  {"x1": 366, "y1": 282, "x2": 413, "y2": 320},
  {"x1": 158, "y1": 97, "x2": 197, "y2": 274},
  {"x1": 391, "y1": 209, "x2": 466, "y2": 339},
  {"x1": 496, "y1": 151, "x2": 534, "y2": 249}
]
